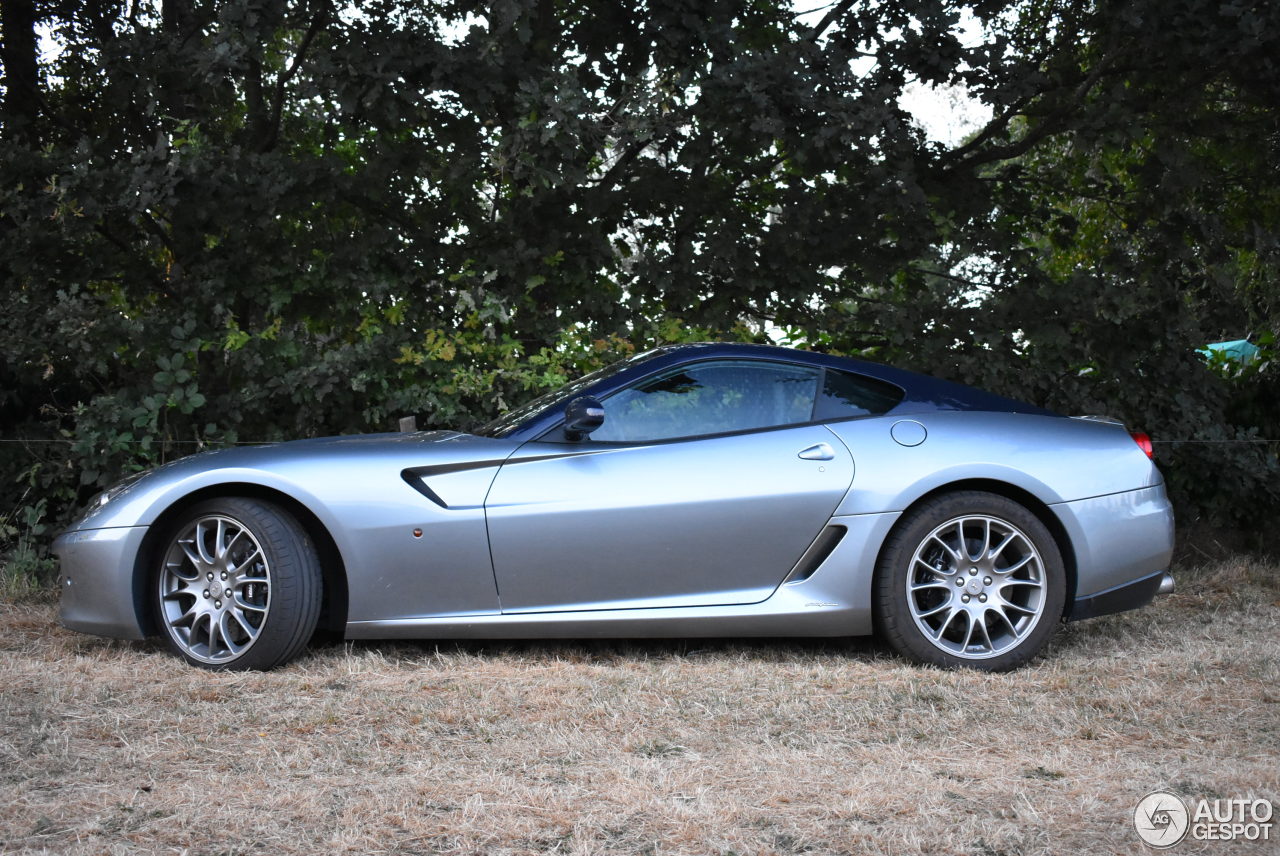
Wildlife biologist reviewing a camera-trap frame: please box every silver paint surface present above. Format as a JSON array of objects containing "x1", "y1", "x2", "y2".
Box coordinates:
[{"x1": 486, "y1": 426, "x2": 854, "y2": 612}]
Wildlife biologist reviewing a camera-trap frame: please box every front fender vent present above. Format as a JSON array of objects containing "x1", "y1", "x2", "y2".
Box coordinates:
[{"x1": 401, "y1": 471, "x2": 448, "y2": 508}]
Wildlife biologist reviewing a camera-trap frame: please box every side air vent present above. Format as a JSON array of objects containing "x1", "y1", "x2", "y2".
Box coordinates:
[
  {"x1": 783, "y1": 525, "x2": 847, "y2": 585},
  {"x1": 401, "y1": 471, "x2": 448, "y2": 508}
]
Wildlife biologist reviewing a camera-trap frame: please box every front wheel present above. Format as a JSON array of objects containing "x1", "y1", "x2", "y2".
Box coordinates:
[
  {"x1": 154, "y1": 497, "x2": 322, "y2": 671},
  {"x1": 875, "y1": 491, "x2": 1066, "y2": 671}
]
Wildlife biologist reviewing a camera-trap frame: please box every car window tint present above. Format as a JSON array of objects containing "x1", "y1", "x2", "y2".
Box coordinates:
[
  {"x1": 590, "y1": 360, "x2": 821, "y2": 442},
  {"x1": 815, "y1": 369, "x2": 904, "y2": 420}
]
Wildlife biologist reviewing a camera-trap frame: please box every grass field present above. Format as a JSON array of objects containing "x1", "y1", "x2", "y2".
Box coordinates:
[{"x1": 1, "y1": 556, "x2": 1277, "y2": 855}]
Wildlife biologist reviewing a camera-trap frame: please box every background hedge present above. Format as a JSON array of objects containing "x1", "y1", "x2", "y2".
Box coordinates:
[{"x1": 2, "y1": 0, "x2": 1277, "y2": 584}]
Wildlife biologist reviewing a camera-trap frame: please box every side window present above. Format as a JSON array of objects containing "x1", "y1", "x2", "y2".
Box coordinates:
[
  {"x1": 590, "y1": 361, "x2": 821, "y2": 443},
  {"x1": 814, "y1": 369, "x2": 904, "y2": 420}
]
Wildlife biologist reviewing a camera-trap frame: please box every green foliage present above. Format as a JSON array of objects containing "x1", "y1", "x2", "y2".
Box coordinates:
[
  {"x1": 1, "y1": 0, "x2": 1277, "y2": 573},
  {"x1": 0, "y1": 495, "x2": 59, "y2": 600}
]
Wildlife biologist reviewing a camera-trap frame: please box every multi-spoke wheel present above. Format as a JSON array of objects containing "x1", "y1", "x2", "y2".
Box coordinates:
[
  {"x1": 875, "y1": 491, "x2": 1066, "y2": 671},
  {"x1": 155, "y1": 498, "x2": 321, "y2": 670}
]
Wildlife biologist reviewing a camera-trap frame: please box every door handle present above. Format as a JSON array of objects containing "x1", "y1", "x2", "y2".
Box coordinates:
[{"x1": 797, "y1": 443, "x2": 835, "y2": 461}]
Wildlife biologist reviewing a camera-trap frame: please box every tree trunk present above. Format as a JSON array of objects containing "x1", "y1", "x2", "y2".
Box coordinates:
[{"x1": 1, "y1": 0, "x2": 40, "y2": 144}]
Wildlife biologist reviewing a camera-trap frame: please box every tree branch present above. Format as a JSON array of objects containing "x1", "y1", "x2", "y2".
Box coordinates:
[
  {"x1": 807, "y1": 0, "x2": 856, "y2": 42},
  {"x1": 262, "y1": 4, "x2": 330, "y2": 152},
  {"x1": 939, "y1": 51, "x2": 1121, "y2": 174},
  {"x1": 93, "y1": 224, "x2": 168, "y2": 290},
  {"x1": 590, "y1": 138, "x2": 651, "y2": 188}
]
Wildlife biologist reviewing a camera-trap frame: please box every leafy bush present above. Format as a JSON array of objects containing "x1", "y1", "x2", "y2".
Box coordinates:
[{"x1": 3, "y1": 0, "x2": 1278, "y2": 578}]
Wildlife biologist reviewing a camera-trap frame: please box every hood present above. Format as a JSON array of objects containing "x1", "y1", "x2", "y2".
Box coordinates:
[{"x1": 66, "y1": 430, "x2": 521, "y2": 532}]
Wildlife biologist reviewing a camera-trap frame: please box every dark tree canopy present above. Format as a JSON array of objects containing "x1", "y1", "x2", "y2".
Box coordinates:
[{"x1": 1, "y1": 0, "x2": 1277, "y2": 563}]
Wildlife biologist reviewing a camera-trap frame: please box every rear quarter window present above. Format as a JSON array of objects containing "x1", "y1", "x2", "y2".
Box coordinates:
[{"x1": 815, "y1": 369, "x2": 904, "y2": 420}]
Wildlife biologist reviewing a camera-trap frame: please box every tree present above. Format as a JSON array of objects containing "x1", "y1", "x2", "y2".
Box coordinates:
[
  {"x1": 800, "y1": 0, "x2": 1279, "y2": 529},
  {"x1": 1, "y1": 1, "x2": 1277, "y2": 566}
]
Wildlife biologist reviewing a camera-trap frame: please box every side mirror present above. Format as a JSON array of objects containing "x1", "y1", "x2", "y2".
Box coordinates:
[{"x1": 563, "y1": 395, "x2": 605, "y2": 441}]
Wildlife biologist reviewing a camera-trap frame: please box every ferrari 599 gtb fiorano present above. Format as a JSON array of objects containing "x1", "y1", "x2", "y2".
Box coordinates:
[{"x1": 54, "y1": 343, "x2": 1175, "y2": 671}]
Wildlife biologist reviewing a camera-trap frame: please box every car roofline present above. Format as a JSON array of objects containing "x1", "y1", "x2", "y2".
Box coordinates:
[{"x1": 497, "y1": 342, "x2": 1056, "y2": 442}]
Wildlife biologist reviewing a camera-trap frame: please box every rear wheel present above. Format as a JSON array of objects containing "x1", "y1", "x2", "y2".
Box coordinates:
[
  {"x1": 154, "y1": 498, "x2": 321, "y2": 671},
  {"x1": 875, "y1": 491, "x2": 1065, "y2": 671}
]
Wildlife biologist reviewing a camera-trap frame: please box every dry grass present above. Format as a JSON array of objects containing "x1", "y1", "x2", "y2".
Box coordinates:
[{"x1": 1, "y1": 557, "x2": 1277, "y2": 856}]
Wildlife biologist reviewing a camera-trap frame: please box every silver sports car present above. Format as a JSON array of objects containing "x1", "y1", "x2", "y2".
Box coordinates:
[{"x1": 54, "y1": 343, "x2": 1175, "y2": 672}]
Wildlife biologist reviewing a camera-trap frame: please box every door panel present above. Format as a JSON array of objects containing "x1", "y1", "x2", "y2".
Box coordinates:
[{"x1": 485, "y1": 426, "x2": 854, "y2": 612}]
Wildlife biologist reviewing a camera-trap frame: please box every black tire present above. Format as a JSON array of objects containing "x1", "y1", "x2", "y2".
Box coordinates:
[
  {"x1": 874, "y1": 491, "x2": 1066, "y2": 671},
  {"x1": 153, "y1": 497, "x2": 322, "y2": 671}
]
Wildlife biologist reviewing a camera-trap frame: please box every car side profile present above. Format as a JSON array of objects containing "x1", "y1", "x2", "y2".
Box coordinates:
[{"x1": 54, "y1": 343, "x2": 1175, "y2": 671}]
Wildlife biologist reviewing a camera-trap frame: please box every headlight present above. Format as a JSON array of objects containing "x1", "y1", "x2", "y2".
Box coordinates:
[{"x1": 90, "y1": 470, "x2": 148, "y2": 510}]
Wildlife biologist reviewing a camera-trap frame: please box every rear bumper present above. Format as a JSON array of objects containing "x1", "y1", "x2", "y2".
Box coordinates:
[
  {"x1": 1053, "y1": 483, "x2": 1175, "y2": 619},
  {"x1": 1068, "y1": 570, "x2": 1171, "y2": 621},
  {"x1": 53, "y1": 526, "x2": 149, "y2": 640}
]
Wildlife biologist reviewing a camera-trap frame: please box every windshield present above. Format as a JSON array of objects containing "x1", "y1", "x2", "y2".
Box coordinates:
[{"x1": 473, "y1": 348, "x2": 668, "y2": 438}]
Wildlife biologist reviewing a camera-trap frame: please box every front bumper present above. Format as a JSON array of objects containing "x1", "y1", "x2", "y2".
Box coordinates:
[{"x1": 53, "y1": 526, "x2": 150, "y2": 640}]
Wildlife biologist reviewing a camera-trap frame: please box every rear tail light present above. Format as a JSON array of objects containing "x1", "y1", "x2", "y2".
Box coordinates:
[{"x1": 1130, "y1": 431, "x2": 1154, "y2": 459}]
